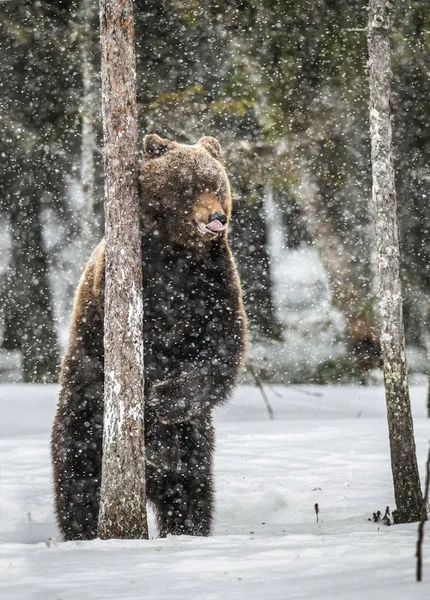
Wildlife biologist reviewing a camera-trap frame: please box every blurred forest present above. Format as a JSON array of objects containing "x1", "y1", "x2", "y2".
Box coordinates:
[{"x1": 0, "y1": 0, "x2": 429, "y2": 385}]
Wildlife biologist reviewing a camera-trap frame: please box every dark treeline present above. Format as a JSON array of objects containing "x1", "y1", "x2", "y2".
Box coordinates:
[{"x1": 0, "y1": 0, "x2": 429, "y2": 383}]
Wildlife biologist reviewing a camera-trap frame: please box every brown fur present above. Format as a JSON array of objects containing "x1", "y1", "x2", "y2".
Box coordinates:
[
  {"x1": 51, "y1": 135, "x2": 247, "y2": 540},
  {"x1": 192, "y1": 192, "x2": 227, "y2": 226}
]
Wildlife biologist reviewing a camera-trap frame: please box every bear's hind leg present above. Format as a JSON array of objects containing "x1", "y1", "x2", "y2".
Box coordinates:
[
  {"x1": 148, "y1": 421, "x2": 214, "y2": 537},
  {"x1": 52, "y1": 381, "x2": 103, "y2": 541},
  {"x1": 54, "y1": 462, "x2": 100, "y2": 541}
]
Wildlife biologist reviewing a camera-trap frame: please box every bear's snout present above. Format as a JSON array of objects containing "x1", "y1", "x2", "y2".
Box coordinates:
[
  {"x1": 208, "y1": 211, "x2": 227, "y2": 226},
  {"x1": 193, "y1": 192, "x2": 229, "y2": 238},
  {"x1": 205, "y1": 211, "x2": 228, "y2": 234}
]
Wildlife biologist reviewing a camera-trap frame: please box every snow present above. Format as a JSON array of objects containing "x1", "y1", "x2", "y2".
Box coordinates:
[{"x1": 1, "y1": 383, "x2": 430, "y2": 599}]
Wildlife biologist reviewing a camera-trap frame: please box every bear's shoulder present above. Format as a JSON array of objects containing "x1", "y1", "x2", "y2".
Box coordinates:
[{"x1": 70, "y1": 241, "x2": 105, "y2": 327}]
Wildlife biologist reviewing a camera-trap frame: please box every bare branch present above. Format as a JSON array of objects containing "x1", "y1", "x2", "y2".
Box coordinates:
[{"x1": 247, "y1": 362, "x2": 274, "y2": 420}]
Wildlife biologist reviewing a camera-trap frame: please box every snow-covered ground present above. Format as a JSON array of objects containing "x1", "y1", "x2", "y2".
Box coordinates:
[{"x1": 1, "y1": 384, "x2": 430, "y2": 599}]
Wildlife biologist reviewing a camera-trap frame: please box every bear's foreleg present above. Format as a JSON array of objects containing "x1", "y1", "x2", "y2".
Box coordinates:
[{"x1": 149, "y1": 360, "x2": 237, "y2": 425}]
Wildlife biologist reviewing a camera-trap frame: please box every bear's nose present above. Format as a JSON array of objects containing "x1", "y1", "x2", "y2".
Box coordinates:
[{"x1": 208, "y1": 211, "x2": 227, "y2": 225}]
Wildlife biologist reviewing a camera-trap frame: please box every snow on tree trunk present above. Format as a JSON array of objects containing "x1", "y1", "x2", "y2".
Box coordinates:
[
  {"x1": 79, "y1": 0, "x2": 99, "y2": 260},
  {"x1": 368, "y1": 0, "x2": 423, "y2": 523},
  {"x1": 97, "y1": 0, "x2": 148, "y2": 539}
]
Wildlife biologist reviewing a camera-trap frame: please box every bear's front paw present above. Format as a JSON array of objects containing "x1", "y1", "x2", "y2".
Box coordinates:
[{"x1": 148, "y1": 396, "x2": 190, "y2": 425}]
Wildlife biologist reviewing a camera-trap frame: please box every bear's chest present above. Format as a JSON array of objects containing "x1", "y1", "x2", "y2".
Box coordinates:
[
  {"x1": 141, "y1": 244, "x2": 228, "y2": 378},
  {"x1": 143, "y1": 261, "x2": 212, "y2": 330}
]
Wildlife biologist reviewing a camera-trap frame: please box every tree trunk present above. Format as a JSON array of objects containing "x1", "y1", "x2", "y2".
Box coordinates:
[
  {"x1": 428, "y1": 374, "x2": 430, "y2": 419},
  {"x1": 230, "y1": 186, "x2": 282, "y2": 340},
  {"x1": 368, "y1": 0, "x2": 422, "y2": 523},
  {"x1": 296, "y1": 171, "x2": 380, "y2": 370},
  {"x1": 79, "y1": 0, "x2": 99, "y2": 260},
  {"x1": 280, "y1": 193, "x2": 311, "y2": 250},
  {"x1": 97, "y1": 0, "x2": 148, "y2": 539},
  {"x1": 3, "y1": 189, "x2": 59, "y2": 382}
]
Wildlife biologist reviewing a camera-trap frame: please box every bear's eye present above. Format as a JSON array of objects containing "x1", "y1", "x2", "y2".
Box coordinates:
[{"x1": 215, "y1": 189, "x2": 224, "y2": 203}]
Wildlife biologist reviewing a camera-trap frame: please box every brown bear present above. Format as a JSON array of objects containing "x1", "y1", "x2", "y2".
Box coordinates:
[{"x1": 51, "y1": 134, "x2": 247, "y2": 541}]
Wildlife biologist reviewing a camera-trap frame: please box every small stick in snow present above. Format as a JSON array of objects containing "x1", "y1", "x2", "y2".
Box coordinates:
[
  {"x1": 247, "y1": 362, "x2": 274, "y2": 420},
  {"x1": 270, "y1": 385, "x2": 323, "y2": 399},
  {"x1": 314, "y1": 503, "x2": 319, "y2": 523},
  {"x1": 416, "y1": 443, "x2": 430, "y2": 582}
]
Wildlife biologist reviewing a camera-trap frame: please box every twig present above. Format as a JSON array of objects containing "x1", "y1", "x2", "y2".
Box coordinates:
[
  {"x1": 315, "y1": 503, "x2": 319, "y2": 523},
  {"x1": 417, "y1": 443, "x2": 430, "y2": 582},
  {"x1": 270, "y1": 384, "x2": 323, "y2": 399},
  {"x1": 291, "y1": 385, "x2": 323, "y2": 398},
  {"x1": 247, "y1": 363, "x2": 274, "y2": 420}
]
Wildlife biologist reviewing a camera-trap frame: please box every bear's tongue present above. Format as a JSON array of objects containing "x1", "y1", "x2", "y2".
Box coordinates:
[{"x1": 205, "y1": 219, "x2": 227, "y2": 232}]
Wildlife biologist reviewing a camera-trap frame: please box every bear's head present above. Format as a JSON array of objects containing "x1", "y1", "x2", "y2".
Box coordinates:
[{"x1": 139, "y1": 134, "x2": 232, "y2": 248}]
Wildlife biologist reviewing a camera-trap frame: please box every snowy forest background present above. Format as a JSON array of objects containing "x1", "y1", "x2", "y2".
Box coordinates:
[
  {"x1": 2, "y1": 2, "x2": 430, "y2": 598},
  {"x1": 1, "y1": 0, "x2": 430, "y2": 387}
]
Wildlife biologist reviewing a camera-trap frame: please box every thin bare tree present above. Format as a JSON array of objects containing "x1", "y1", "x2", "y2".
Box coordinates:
[
  {"x1": 368, "y1": 0, "x2": 422, "y2": 523},
  {"x1": 97, "y1": 0, "x2": 148, "y2": 539}
]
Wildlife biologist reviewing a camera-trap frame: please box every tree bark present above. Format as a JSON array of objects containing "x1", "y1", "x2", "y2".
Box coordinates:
[
  {"x1": 368, "y1": 0, "x2": 422, "y2": 523},
  {"x1": 97, "y1": 0, "x2": 148, "y2": 539},
  {"x1": 79, "y1": 0, "x2": 99, "y2": 260},
  {"x1": 427, "y1": 372, "x2": 430, "y2": 419}
]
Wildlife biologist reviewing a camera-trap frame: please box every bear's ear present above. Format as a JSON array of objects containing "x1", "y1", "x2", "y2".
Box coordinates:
[
  {"x1": 143, "y1": 134, "x2": 171, "y2": 158},
  {"x1": 198, "y1": 136, "x2": 223, "y2": 162}
]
